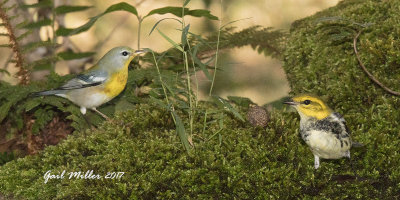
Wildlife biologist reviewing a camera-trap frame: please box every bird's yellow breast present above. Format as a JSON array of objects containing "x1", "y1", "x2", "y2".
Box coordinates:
[{"x1": 102, "y1": 68, "x2": 128, "y2": 98}]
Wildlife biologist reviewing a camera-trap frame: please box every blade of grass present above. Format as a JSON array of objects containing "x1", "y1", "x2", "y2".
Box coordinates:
[
  {"x1": 157, "y1": 29, "x2": 184, "y2": 52},
  {"x1": 213, "y1": 96, "x2": 245, "y2": 122},
  {"x1": 172, "y1": 111, "x2": 191, "y2": 152},
  {"x1": 209, "y1": 0, "x2": 223, "y2": 96},
  {"x1": 150, "y1": 49, "x2": 176, "y2": 124}
]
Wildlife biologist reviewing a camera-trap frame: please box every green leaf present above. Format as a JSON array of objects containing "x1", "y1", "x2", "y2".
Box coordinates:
[
  {"x1": 15, "y1": 20, "x2": 29, "y2": 29},
  {"x1": 57, "y1": 51, "x2": 95, "y2": 60},
  {"x1": 213, "y1": 96, "x2": 245, "y2": 122},
  {"x1": 39, "y1": 96, "x2": 69, "y2": 111},
  {"x1": 54, "y1": 5, "x2": 92, "y2": 15},
  {"x1": 157, "y1": 29, "x2": 184, "y2": 52},
  {"x1": 30, "y1": 56, "x2": 58, "y2": 71},
  {"x1": 145, "y1": 7, "x2": 218, "y2": 20},
  {"x1": 172, "y1": 111, "x2": 191, "y2": 152},
  {"x1": 148, "y1": 18, "x2": 182, "y2": 36},
  {"x1": 20, "y1": 0, "x2": 52, "y2": 9},
  {"x1": 181, "y1": 24, "x2": 190, "y2": 47},
  {"x1": 183, "y1": 0, "x2": 191, "y2": 7},
  {"x1": 146, "y1": 7, "x2": 188, "y2": 18},
  {"x1": 149, "y1": 96, "x2": 169, "y2": 110},
  {"x1": 0, "y1": 102, "x2": 13, "y2": 122},
  {"x1": 16, "y1": 31, "x2": 32, "y2": 41},
  {"x1": 24, "y1": 99, "x2": 41, "y2": 112},
  {"x1": 22, "y1": 19, "x2": 52, "y2": 29},
  {"x1": 191, "y1": 45, "x2": 212, "y2": 80},
  {"x1": 56, "y1": 2, "x2": 138, "y2": 36},
  {"x1": 187, "y1": 9, "x2": 218, "y2": 20},
  {"x1": 32, "y1": 63, "x2": 52, "y2": 71},
  {"x1": 32, "y1": 108, "x2": 54, "y2": 134},
  {"x1": 22, "y1": 41, "x2": 54, "y2": 53}
]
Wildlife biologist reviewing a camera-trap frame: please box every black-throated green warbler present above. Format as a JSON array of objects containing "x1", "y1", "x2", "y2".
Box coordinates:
[{"x1": 284, "y1": 94, "x2": 362, "y2": 169}]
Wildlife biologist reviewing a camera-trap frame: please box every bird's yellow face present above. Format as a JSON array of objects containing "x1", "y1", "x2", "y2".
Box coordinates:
[
  {"x1": 101, "y1": 48, "x2": 145, "y2": 98},
  {"x1": 284, "y1": 94, "x2": 332, "y2": 120}
]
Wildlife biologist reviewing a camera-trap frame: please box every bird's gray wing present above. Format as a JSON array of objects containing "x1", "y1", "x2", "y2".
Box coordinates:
[
  {"x1": 333, "y1": 112, "x2": 364, "y2": 147},
  {"x1": 332, "y1": 112, "x2": 350, "y2": 134},
  {"x1": 57, "y1": 70, "x2": 108, "y2": 90}
]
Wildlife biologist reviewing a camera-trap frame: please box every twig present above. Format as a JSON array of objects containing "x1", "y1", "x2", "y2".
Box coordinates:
[{"x1": 353, "y1": 30, "x2": 400, "y2": 96}]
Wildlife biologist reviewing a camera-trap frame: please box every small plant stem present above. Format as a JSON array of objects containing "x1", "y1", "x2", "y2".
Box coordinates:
[
  {"x1": 184, "y1": 51, "x2": 194, "y2": 135},
  {"x1": 181, "y1": 2, "x2": 194, "y2": 137},
  {"x1": 185, "y1": 42, "x2": 199, "y2": 107},
  {"x1": 137, "y1": 16, "x2": 143, "y2": 68},
  {"x1": 137, "y1": 16, "x2": 142, "y2": 50},
  {"x1": 151, "y1": 51, "x2": 176, "y2": 124},
  {"x1": 209, "y1": 0, "x2": 223, "y2": 96}
]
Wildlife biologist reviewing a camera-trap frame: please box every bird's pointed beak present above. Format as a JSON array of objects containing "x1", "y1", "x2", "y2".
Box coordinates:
[{"x1": 283, "y1": 98, "x2": 298, "y2": 106}]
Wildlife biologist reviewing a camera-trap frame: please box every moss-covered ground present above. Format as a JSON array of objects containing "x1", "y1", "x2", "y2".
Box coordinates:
[{"x1": 1, "y1": 0, "x2": 400, "y2": 199}]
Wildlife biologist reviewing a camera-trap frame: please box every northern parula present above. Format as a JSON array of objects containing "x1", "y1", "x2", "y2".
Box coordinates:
[
  {"x1": 33, "y1": 46, "x2": 144, "y2": 119},
  {"x1": 284, "y1": 94, "x2": 362, "y2": 169}
]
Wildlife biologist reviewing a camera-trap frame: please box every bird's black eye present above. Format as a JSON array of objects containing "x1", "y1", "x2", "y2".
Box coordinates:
[
  {"x1": 303, "y1": 100, "x2": 311, "y2": 105},
  {"x1": 122, "y1": 51, "x2": 129, "y2": 56}
]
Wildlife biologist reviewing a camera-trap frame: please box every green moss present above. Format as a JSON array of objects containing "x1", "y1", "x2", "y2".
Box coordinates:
[
  {"x1": 1, "y1": 0, "x2": 400, "y2": 198},
  {"x1": 283, "y1": 0, "x2": 400, "y2": 197},
  {"x1": 0, "y1": 103, "x2": 301, "y2": 199},
  {"x1": 0, "y1": 101, "x2": 396, "y2": 199}
]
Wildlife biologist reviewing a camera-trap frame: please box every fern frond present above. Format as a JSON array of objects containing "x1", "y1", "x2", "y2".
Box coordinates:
[
  {"x1": 204, "y1": 26, "x2": 287, "y2": 59},
  {"x1": 16, "y1": 30, "x2": 32, "y2": 41},
  {"x1": 0, "y1": 2, "x2": 28, "y2": 84},
  {"x1": 32, "y1": 107, "x2": 55, "y2": 134},
  {"x1": 22, "y1": 41, "x2": 54, "y2": 53}
]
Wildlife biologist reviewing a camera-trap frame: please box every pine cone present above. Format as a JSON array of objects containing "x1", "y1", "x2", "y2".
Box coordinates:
[{"x1": 247, "y1": 105, "x2": 269, "y2": 127}]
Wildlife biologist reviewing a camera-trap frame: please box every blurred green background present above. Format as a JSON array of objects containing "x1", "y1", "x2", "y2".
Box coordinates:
[{"x1": 0, "y1": 0, "x2": 339, "y2": 104}]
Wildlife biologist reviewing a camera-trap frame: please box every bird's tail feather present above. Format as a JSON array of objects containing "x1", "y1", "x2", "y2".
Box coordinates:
[
  {"x1": 352, "y1": 141, "x2": 364, "y2": 148},
  {"x1": 31, "y1": 90, "x2": 65, "y2": 97}
]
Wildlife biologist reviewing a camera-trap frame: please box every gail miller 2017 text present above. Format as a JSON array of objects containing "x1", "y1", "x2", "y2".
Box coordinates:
[{"x1": 43, "y1": 170, "x2": 124, "y2": 184}]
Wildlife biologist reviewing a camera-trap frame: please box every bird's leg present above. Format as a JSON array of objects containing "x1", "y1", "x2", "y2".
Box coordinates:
[
  {"x1": 91, "y1": 108, "x2": 110, "y2": 120},
  {"x1": 91, "y1": 108, "x2": 126, "y2": 126},
  {"x1": 314, "y1": 154, "x2": 320, "y2": 169}
]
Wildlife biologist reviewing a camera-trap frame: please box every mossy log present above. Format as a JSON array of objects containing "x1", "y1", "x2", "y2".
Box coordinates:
[{"x1": 0, "y1": 0, "x2": 399, "y2": 199}]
